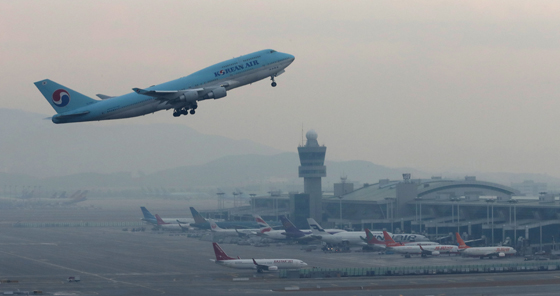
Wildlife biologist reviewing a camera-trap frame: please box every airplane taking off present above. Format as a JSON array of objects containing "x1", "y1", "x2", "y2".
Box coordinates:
[
  {"x1": 34, "y1": 49, "x2": 295, "y2": 123},
  {"x1": 211, "y1": 242, "x2": 307, "y2": 273},
  {"x1": 456, "y1": 232, "x2": 517, "y2": 259}
]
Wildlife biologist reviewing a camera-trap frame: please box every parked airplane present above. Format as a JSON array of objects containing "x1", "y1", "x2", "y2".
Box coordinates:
[
  {"x1": 34, "y1": 49, "x2": 295, "y2": 123},
  {"x1": 271, "y1": 216, "x2": 345, "y2": 241},
  {"x1": 188, "y1": 207, "x2": 263, "y2": 230},
  {"x1": 456, "y1": 232, "x2": 517, "y2": 259},
  {"x1": 382, "y1": 231, "x2": 458, "y2": 257},
  {"x1": 211, "y1": 242, "x2": 307, "y2": 272},
  {"x1": 140, "y1": 207, "x2": 194, "y2": 225},
  {"x1": 208, "y1": 219, "x2": 271, "y2": 238},
  {"x1": 362, "y1": 228, "x2": 439, "y2": 249},
  {"x1": 153, "y1": 214, "x2": 186, "y2": 232}
]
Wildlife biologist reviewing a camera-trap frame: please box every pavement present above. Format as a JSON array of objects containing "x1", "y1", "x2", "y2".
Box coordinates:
[{"x1": 0, "y1": 202, "x2": 560, "y2": 295}]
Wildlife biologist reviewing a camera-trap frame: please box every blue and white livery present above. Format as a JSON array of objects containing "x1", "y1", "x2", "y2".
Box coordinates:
[{"x1": 34, "y1": 49, "x2": 295, "y2": 123}]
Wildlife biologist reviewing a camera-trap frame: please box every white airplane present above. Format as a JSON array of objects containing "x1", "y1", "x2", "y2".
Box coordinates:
[
  {"x1": 140, "y1": 207, "x2": 194, "y2": 225},
  {"x1": 154, "y1": 214, "x2": 186, "y2": 232},
  {"x1": 362, "y1": 228, "x2": 439, "y2": 249},
  {"x1": 307, "y1": 218, "x2": 431, "y2": 247},
  {"x1": 382, "y1": 231, "x2": 458, "y2": 257},
  {"x1": 34, "y1": 49, "x2": 295, "y2": 123},
  {"x1": 208, "y1": 219, "x2": 270, "y2": 238},
  {"x1": 263, "y1": 216, "x2": 345, "y2": 241},
  {"x1": 211, "y1": 242, "x2": 307, "y2": 273},
  {"x1": 307, "y1": 218, "x2": 373, "y2": 246},
  {"x1": 456, "y1": 232, "x2": 517, "y2": 259}
]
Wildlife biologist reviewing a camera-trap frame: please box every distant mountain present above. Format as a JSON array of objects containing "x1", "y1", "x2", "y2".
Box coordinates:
[
  {"x1": 2, "y1": 109, "x2": 560, "y2": 193},
  {"x1": 0, "y1": 108, "x2": 283, "y2": 178}
]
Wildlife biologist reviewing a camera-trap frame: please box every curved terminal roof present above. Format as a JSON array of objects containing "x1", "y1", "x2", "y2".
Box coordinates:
[{"x1": 329, "y1": 178, "x2": 519, "y2": 203}]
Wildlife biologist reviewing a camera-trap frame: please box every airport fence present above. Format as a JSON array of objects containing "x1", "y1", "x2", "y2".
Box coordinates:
[
  {"x1": 12, "y1": 221, "x2": 145, "y2": 228},
  {"x1": 279, "y1": 260, "x2": 560, "y2": 278}
]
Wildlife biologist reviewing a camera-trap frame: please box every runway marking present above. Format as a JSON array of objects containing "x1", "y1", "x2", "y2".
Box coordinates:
[{"x1": 0, "y1": 250, "x2": 165, "y2": 294}]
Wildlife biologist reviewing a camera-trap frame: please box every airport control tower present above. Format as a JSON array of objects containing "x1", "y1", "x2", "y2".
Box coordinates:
[{"x1": 297, "y1": 130, "x2": 327, "y2": 224}]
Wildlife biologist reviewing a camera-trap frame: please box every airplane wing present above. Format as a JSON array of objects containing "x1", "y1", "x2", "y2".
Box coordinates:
[
  {"x1": 53, "y1": 110, "x2": 90, "y2": 119},
  {"x1": 252, "y1": 259, "x2": 278, "y2": 272},
  {"x1": 132, "y1": 88, "x2": 204, "y2": 101}
]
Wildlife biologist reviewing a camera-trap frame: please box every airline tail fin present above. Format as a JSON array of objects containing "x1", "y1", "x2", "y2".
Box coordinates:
[
  {"x1": 383, "y1": 231, "x2": 401, "y2": 247},
  {"x1": 253, "y1": 215, "x2": 272, "y2": 234},
  {"x1": 254, "y1": 215, "x2": 270, "y2": 228},
  {"x1": 212, "y1": 243, "x2": 236, "y2": 261},
  {"x1": 306, "y1": 218, "x2": 326, "y2": 236},
  {"x1": 155, "y1": 214, "x2": 169, "y2": 225},
  {"x1": 279, "y1": 216, "x2": 300, "y2": 233},
  {"x1": 455, "y1": 232, "x2": 469, "y2": 249},
  {"x1": 34, "y1": 79, "x2": 97, "y2": 114},
  {"x1": 208, "y1": 219, "x2": 221, "y2": 231},
  {"x1": 141, "y1": 207, "x2": 157, "y2": 223},
  {"x1": 364, "y1": 229, "x2": 385, "y2": 245},
  {"x1": 190, "y1": 207, "x2": 207, "y2": 224}
]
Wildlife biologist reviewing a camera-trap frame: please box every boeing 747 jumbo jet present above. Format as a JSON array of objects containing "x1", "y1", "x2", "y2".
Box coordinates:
[{"x1": 34, "y1": 49, "x2": 295, "y2": 123}]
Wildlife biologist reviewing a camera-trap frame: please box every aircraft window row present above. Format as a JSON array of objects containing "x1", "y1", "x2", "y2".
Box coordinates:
[
  {"x1": 242, "y1": 56, "x2": 260, "y2": 62},
  {"x1": 222, "y1": 62, "x2": 238, "y2": 69}
]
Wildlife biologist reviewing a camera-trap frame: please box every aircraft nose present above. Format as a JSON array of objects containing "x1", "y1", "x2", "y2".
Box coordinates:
[{"x1": 285, "y1": 53, "x2": 295, "y2": 63}]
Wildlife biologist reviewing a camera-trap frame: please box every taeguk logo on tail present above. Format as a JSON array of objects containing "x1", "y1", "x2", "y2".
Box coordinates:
[{"x1": 52, "y1": 89, "x2": 70, "y2": 107}]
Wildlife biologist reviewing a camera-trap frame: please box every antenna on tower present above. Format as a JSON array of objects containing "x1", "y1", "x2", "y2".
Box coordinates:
[{"x1": 301, "y1": 123, "x2": 304, "y2": 146}]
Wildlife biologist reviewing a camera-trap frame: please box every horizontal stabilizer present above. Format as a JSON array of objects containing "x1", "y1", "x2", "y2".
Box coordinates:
[
  {"x1": 96, "y1": 94, "x2": 114, "y2": 100},
  {"x1": 53, "y1": 110, "x2": 90, "y2": 120}
]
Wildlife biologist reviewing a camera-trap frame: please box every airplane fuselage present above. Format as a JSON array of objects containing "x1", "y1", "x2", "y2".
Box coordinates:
[
  {"x1": 390, "y1": 244, "x2": 458, "y2": 255},
  {"x1": 461, "y1": 247, "x2": 516, "y2": 257},
  {"x1": 216, "y1": 259, "x2": 307, "y2": 270}
]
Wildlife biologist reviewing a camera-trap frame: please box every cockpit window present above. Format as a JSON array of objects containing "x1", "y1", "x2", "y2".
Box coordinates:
[{"x1": 270, "y1": 50, "x2": 276, "y2": 53}]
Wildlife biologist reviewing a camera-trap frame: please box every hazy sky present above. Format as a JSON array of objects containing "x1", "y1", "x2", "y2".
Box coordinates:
[{"x1": 2, "y1": 1, "x2": 560, "y2": 177}]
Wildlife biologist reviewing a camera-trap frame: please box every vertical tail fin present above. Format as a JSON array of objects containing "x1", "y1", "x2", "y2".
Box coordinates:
[
  {"x1": 279, "y1": 216, "x2": 300, "y2": 232},
  {"x1": 383, "y1": 231, "x2": 401, "y2": 247},
  {"x1": 34, "y1": 79, "x2": 97, "y2": 114},
  {"x1": 208, "y1": 219, "x2": 221, "y2": 231},
  {"x1": 155, "y1": 214, "x2": 169, "y2": 225},
  {"x1": 141, "y1": 207, "x2": 157, "y2": 223},
  {"x1": 190, "y1": 207, "x2": 207, "y2": 224},
  {"x1": 365, "y1": 229, "x2": 385, "y2": 245},
  {"x1": 307, "y1": 218, "x2": 326, "y2": 236},
  {"x1": 254, "y1": 215, "x2": 272, "y2": 234},
  {"x1": 212, "y1": 243, "x2": 236, "y2": 261},
  {"x1": 455, "y1": 232, "x2": 469, "y2": 249}
]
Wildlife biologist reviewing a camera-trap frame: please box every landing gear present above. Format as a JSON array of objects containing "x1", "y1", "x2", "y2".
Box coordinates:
[
  {"x1": 173, "y1": 103, "x2": 198, "y2": 117},
  {"x1": 270, "y1": 76, "x2": 277, "y2": 87}
]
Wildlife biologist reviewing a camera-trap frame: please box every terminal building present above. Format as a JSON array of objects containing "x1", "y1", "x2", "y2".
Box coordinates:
[{"x1": 202, "y1": 130, "x2": 560, "y2": 253}]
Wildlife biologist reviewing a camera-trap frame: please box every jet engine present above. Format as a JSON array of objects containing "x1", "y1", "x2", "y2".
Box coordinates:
[
  {"x1": 267, "y1": 266, "x2": 278, "y2": 271},
  {"x1": 178, "y1": 90, "x2": 198, "y2": 102},
  {"x1": 431, "y1": 251, "x2": 440, "y2": 256},
  {"x1": 204, "y1": 87, "x2": 227, "y2": 100},
  {"x1": 498, "y1": 252, "x2": 505, "y2": 257}
]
